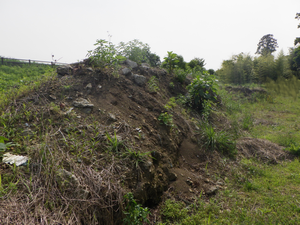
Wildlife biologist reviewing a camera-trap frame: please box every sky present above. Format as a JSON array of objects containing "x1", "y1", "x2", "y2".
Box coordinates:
[{"x1": 0, "y1": 0, "x2": 299, "y2": 70}]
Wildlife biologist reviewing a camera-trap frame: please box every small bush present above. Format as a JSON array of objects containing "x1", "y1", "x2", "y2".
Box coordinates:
[
  {"x1": 147, "y1": 76, "x2": 159, "y2": 93},
  {"x1": 123, "y1": 192, "x2": 150, "y2": 225},
  {"x1": 161, "y1": 199, "x2": 188, "y2": 222},
  {"x1": 285, "y1": 143, "x2": 300, "y2": 156},
  {"x1": 186, "y1": 72, "x2": 218, "y2": 111},
  {"x1": 86, "y1": 39, "x2": 125, "y2": 68},
  {"x1": 242, "y1": 113, "x2": 253, "y2": 130},
  {"x1": 199, "y1": 123, "x2": 236, "y2": 157},
  {"x1": 158, "y1": 112, "x2": 174, "y2": 128},
  {"x1": 174, "y1": 69, "x2": 187, "y2": 83}
]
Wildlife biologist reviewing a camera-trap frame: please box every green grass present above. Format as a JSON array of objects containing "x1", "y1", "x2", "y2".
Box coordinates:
[
  {"x1": 0, "y1": 64, "x2": 55, "y2": 110},
  {"x1": 0, "y1": 63, "x2": 54, "y2": 92}
]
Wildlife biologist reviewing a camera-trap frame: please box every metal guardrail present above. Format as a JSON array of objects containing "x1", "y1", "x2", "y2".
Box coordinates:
[{"x1": 0, "y1": 57, "x2": 69, "y2": 66}]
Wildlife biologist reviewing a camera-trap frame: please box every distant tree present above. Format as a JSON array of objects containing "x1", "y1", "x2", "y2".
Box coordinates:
[
  {"x1": 217, "y1": 53, "x2": 254, "y2": 84},
  {"x1": 289, "y1": 46, "x2": 300, "y2": 78},
  {"x1": 256, "y1": 34, "x2": 279, "y2": 56},
  {"x1": 146, "y1": 52, "x2": 161, "y2": 67},
  {"x1": 208, "y1": 69, "x2": 215, "y2": 75},
  {"x1": 176, "y1": 55, "x2": 187, "y2": 70},
  {"x1": 188, "y1": 58, "x2": 205, "y2": 70},
  {"x1": 295, "y1": 13, "x2": 300, "y2": 46}
]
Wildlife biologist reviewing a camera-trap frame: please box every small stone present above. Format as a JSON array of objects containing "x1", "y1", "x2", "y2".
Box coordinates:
[
  {"x1": 49, "y1": 95, "x2": 56, "y2": 100},
  {"x1": 132, "y1": 74, "x2": 147, "y2": 86},
  {"x1": 124, "y1": 59, "x2": 138, "y2": 69},
  {"x1": 122, "y1": 68, "x2": 132, "y2": 76},
  {"x1": 108, "y1": 113, "x2": 117, "y2": 122},
  {"x1": 64, "y1": 107, "x2": 74, "y2": 115},
  {"x1": 206, "y1": 186, "x2": 218, "y2": 195},
  {"x1": 168, "y1": 172, "x2": 177, "y2": 181},
  {"x1": 57, "y1": 65, "x2": 73, "y2": 76},
  {"x1": 186, "y1": 179, "x2": 194, "y2": 186},
  {"x1": 73, "y1": 98, "x2": 94, "y2": 108},
  {"x1": 141, "y1": 63, "x2": 150, "y2": 69},
  {"x1": 85, "y1": 83, "x2": 92, "y2": 89},
  {"x1": 82, "y1": 108, "x2": 92, "y2": 114}
]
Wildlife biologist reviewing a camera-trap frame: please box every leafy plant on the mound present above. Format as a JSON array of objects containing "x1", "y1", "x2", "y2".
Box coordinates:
[
  {"x1": 86, "y1": 39, "x2": 126, "y2": 68},
  {"x1": 186, "y1": 72, "x2": 218, "y2": 111},
  {"x1": 158, "y1": 112, "x2": 174, "y2": 128},
  {"x1": 123, "y1": 192, "x2": 150, "y2": 225},
  {"x1": 147, "y1": 76, "x2": 159, "y2": 93},
  {"x1": 118, "y1": 39, "x2": 161, "y2": 67},
  {"x1": 164, "y1": 97, "x2": 177, "y2": 111},
  {"x1": 0, "y1": 136, "x2": 14, "y2": 157},
  {"x1": 105, "y1": 131, "x2": 124, "y2": 153},
  {"x1": 123, "y1": 148, "x2": 151, "y2": 168},
  {"x1": 174, "y1": 68, "x2": 188, "y2": 83},
  {"x1": 199, "y1": 123, "x2": 236, "y2": 157},
  {"x1": 162, "y1": 51, "x2": 179, "y2": 74}
]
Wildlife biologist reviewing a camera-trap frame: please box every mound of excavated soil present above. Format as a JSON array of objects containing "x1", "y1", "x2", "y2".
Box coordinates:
[
  {"x1": 225, "y1": 86, "x2": 267, "y2": 97},
  {"x1": 237, "y1": 137, "x2": 293, "y2": 163},
  {"x1": 1, "y1": 61, "x2": 294, "y2": 223}
]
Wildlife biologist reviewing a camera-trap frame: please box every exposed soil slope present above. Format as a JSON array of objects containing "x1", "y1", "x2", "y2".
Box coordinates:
[{"x1": 0, "y1": 61, "x2": 292, "y2": 224}]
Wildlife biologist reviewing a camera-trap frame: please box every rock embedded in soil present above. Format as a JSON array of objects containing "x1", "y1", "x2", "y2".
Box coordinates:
[
  {"x1": 57, "y1": 65, "x2": 73, "y2": 76},
  {"x1": 132, "y1": 74, "x2": 147, "y2": 86},
  {"x1": 72, "y1": 98, "x2": 94, "y2": 108},
  {"x1": 141, "y1": 63, "x2": 150, "y2": 69},
  {"x1": 206, "y1": 185, "x2": 218, "y2": 195},
  {"x1": 124, "y1": 59, "x2": 138, "y2": 69},
  {"x1": 122, "y1": 68, "x2": 132, "y2": 76},
  {"x1": 85, "y1": 83, "x2": 92, "y2": 89}
]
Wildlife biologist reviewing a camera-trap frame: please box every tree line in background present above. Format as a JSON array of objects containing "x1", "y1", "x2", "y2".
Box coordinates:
[{"x1": 216, "y1": 13, "x2": 300, "y2": 85}]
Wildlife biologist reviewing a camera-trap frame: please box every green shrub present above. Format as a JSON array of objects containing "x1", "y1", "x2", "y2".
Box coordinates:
[
  {"x1": 147, "y1": 76, "x2": 159, "y2": 93},
  {"x1": 186, "y1": 72, "x2": 218, "y2": 111},
  {"x1": 199, "y1": 123, "x2": 236, "y2": 157},
  {"x1": 86, "y1": 39, "x2": 125, "y2": 68},
  {"x1": 161, "y1": 51, "x2": 179, "y2": 74},
  {"x1": 105, "y1": 131, "x2": 124, "y2": 153},
  {"x1": 164, "y1": 97, "x2": 177, "y2": 110},
  {"x1": 161, "y1": 199, "x2": 188, "y2": 222},
  {"x1": 158, "y1": 112, "x2": 174, "y2": 128},
  {"x1": 118, "y1": 39, "x2": 161, "y2": 66},
  {"x1": 242, "y1": 113, "x2": 253, "y2": 130},
  {"x1": 123, "y1": 192, "x2": 150, "y2": 225},
  {"x1": 174, "y1": 69, "x2": 187, "y2": 83},
  {"x1": 285, "y1": 143, "x2": 300, "y2": 156}
]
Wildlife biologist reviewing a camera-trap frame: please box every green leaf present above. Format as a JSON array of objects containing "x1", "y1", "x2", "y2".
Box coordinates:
[
  {"x1": 0, "y1": 143, "x2": 6, "y2": 151},
  {"x1": 0, "y1": 136, "x2": 8, "y2": 144}
]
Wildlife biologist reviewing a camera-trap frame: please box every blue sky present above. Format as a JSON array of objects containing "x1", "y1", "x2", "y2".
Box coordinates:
[{"x1": 0, "y1": 0, "x2": 299, "y2": 70}]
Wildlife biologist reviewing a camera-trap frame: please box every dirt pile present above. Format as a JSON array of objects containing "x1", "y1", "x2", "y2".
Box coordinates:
[{"x1": 0, "y1": 61, "x2": 293, "y2": 223}]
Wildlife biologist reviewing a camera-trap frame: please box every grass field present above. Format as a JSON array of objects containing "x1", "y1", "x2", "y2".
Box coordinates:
[{"x1": 0, "y1": 63, "x2": 55, "y2": 110}]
